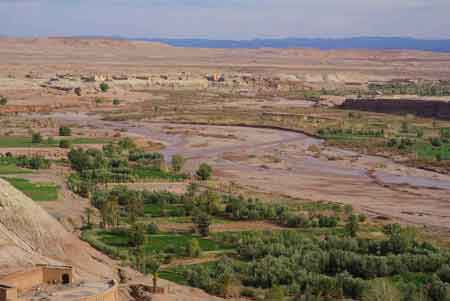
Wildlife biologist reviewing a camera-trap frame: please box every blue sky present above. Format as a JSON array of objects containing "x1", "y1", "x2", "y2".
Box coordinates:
[{"x1": 1, "y1": 0, "x2": 449, "y2": 39}]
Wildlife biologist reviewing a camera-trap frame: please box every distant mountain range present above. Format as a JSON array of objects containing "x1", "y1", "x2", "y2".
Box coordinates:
[{"x1": 133, "y1": 37, "x2": 450, "y2": 53}]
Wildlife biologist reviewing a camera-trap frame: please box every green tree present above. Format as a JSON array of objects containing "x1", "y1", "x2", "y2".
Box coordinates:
[
  {"x1": 126, "y1": 192, "x2": 144, "y2": 225},
  {"x1": 192, "y1": 209, "x2": 211, "y2": 237},
  {"x1": 362, "y1": 279, "x2": 401, "y2": 301},
  {"x1": 196, "y1": 163, "x2": 212, "y2": 181},
  {"x1": 131, "y1": 245, "x2": 146, "y2": 273},
  {"x1": 426, "y1": 277, "x2": 449, "y2": 301},
  {"x1": 84, "y1": 207, "x2": 94, "y2": 228},
  {"x1": 186, "y1": 238, "x2": 202, "y2": 257},
  {"x1": 31, "y1": 132, "x2": 43, "y2": 144},
  {"x1": 265, "y1": 286, "x2": 285, "y2": 301},
  {"x1": 171, "y1": 154, "x2": 185, "y2": 173},
  {"x1": 59, "y1": 126, "x2": 72, "y2": 136},
  {"x1": 345, "y1": 214, "x2": 359, "y2": 237},
  {"x1": 100, "y1": 196, "x2": 119, "y2": 228},
  {"x1": 100, "y1": 82, "x2": 109, "y2": 92},
  {"x1": 195, "y1": 189, "x2": 221, "y2": 215},
  {"x1": 59, "y1": 139, "x2": 72, "y2": 149},
  {"x1": 147, "y1": 255, "x2": 161, "y2": 291},
  {"x1": 128, "y1": 222, "x2": 147, "y2": 249},
  {"x1": 118, "y1": 137, "x2": 136, "y2": 150}
]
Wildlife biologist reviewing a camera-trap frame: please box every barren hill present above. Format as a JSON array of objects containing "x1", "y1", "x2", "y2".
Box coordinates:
[
  {"x1": 0, "y1": 178, "x2": 115, "y2": 280},
  {"x1": 1, "y1": 37, "x2": 450, "y2": 80}
]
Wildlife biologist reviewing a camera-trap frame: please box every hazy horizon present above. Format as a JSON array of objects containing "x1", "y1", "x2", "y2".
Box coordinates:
[{"x1": 1, "y1": 0, "x2": 449, "y2": 39}]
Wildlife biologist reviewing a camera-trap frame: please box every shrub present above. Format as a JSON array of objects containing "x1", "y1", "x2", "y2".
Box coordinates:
[
  {"x1": 437, "y1": 265, "x2": 450, "y2": 283},
  {"x1": 112, "y1": 99, "x2": 121, "y2": 105},
  {"x1": 31, "y1": 132, "x2": 43, "y2": 144},
  {"x1": 186, "y1": 238, "x2": 202, "y2": 257},
  {"x1": 147, "y1": 222, "x2": 159, "y2": 234},
  {"x1": 362, "y1": 279, "x2": 401, "y2": 301},
  {"x1": 431, "y1": 138, "x2": 443, "y2": 147},
  {"x1": 318, "y1": 215, "x2": 339, "y2": 228},
  {"x1": 196, "y1": 163, "x2": 212, "y2": 181},
  {"x1": 59, "y1": 139, "x2": 72, "y2": 149},
  {"x1": 59, "y1": 126, "x2": 72, "y2": 136},
  {"x1": 240, "y1": 287, "x2": 257, "y2": 298},
  {"x1": 118, "y1": 137, "x2": 136, "y2": 150},
  {"x1": 100, "y1": 82, "x2": 109, "y2": 92},
  {"x1": 12, "y1": 155, "x2": 51, "y2": 169},
  {"x1": 345, "y1": 215, "x2": 359, "y2": 237},
  {"x1": 171, "y1": 154, "x2": 186, "y2": 173},
  {"x1": 0, "y1": 96, "x2": 7, "y2": 106}
]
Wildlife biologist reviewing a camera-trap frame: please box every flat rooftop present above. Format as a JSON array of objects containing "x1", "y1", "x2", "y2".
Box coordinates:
[{"x1": 23, "y1": 281, "x2": 113, "y2": 301}]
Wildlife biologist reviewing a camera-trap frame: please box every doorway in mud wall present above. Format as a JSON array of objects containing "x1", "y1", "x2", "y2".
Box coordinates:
[{"x1": 62, "y1": 274, "x2": 70, "y2": 284}]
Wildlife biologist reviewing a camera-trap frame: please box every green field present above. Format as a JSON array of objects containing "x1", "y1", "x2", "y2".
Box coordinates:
[
  {"x1": 0, "y1": 136, "x2": 112, "y2": 148},
  {"x1": 415, "y1": 142, "x2": 450, "y2": 161},
  {"x1": 0, "y1": 164, "x2": 31, "y2": 175},
  {"x1": 160, "y1": 261, "x2": 218, "y2": 285},
  {"x1": 96, "y1": 230, "x2": 227, "y2": 256},
  {"x1": 2, "y1": 177, "x2": 59, "y2": 201},
  {"x1": 132, "y1": 166, "x2": 186, "y2": 181}
]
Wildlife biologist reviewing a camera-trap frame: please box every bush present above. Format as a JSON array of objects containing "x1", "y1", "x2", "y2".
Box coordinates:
[
  {"x1": 59, "y1": 139, "x2": 72, "y2": 149},
  {"x1": 9, "y1": 155, "x2": 51, "y2": 170},
  {"x1": 112, "y1": 99, "x2": 121, "y2": 105},
  {"x1": 171, "y1": 154, "x2": 186, "y2": 173},
  {"x1": 362, "y1": 279, "x2": 401, "y2": 301},
  {"x1": 345, "y1": 215, "x2": 359, "y2": 237},
  {"x1": 147, "y1": 222, "x2": 159, "y2": 234},
  {"x1": 186, "y1": 238, "x2": 202, "y2": 257},
  {"x1": 0, "y1": 96, "x2": 7, "y2": 106},
  {"x1": 59, "y1": 126, "x2": 72, "y2": 136},
  {"x1": 437, "y1": 265, "x2": 450, "y2": 283},
  {"x1": 431, "y1": 138, "x2": 443, "y2": 147},
  {"x1": 100, "y1": 82, "x2": 109, "y2": 92},
  {"x1": 196, "y1": 163, "x2": 212, "y2": 181},
  {"x1": 31, "y1": 132, "x2": 43, "y2": 144},
  {"x1": 240, "y1": 287, "x2": 256, "y2": 298},
  {"x1": 318, "y1": 215, "x2": 339, "y2": 228}
]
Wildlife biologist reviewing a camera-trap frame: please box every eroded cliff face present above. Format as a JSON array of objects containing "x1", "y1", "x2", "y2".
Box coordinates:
[
  {"x1": 0, "y1": 179, "x2": 115, "y2": 280},
  {"x1": 340, "y1": 98, "x2": 450, "y2": 120}
]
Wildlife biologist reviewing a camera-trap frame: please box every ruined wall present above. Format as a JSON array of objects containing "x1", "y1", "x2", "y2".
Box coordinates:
[
  {"x1": 0, "y1": 285, "x2": 18, "y2": 301},
  {"x1": 42, "y1": 266, "x2": 72, "y2": 285},
  {"x1": 340, "y1": 98, "x2": 450, "y2": 120},
  {"x1": 73, "y1": 282, "x2": 119, "y2": 301},
  {"x1": 0, "y1": 269, "x2": 43, "y2": 293}
]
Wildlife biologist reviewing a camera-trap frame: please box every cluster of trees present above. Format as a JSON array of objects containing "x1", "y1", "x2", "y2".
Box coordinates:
[
  {"x1": 67, "y1": 141, "x2": 189, "y2": 197},
  {"x1": 386, "y1": 137, "x2": 415, "y2": 150},
  {"x1": 185, "y1": 257, "x2": 240, "y2": 298},
  {"x1": 224, "y1": 195, "x2": 342, "y2": 229},
  {"x1": 185, "y1": 229, "x2": 450, "y2": 300},
  {"x1": 0, "y1": 153, "x2": 50, "y2": 169},
  {"x1": 368, "y1": 81, "x2": 450, "y2": 97},
  {"x1": 318, "y1": 127, "x2": 385, "y2": 138}
]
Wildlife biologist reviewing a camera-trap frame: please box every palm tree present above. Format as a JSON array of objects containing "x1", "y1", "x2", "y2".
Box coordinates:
[
  {"x1": 84, "y1": 207, "x2": 94, "y2": 228},
  {"x1": 147, "y1": 255, "x2": 161, "y2": 291}
]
